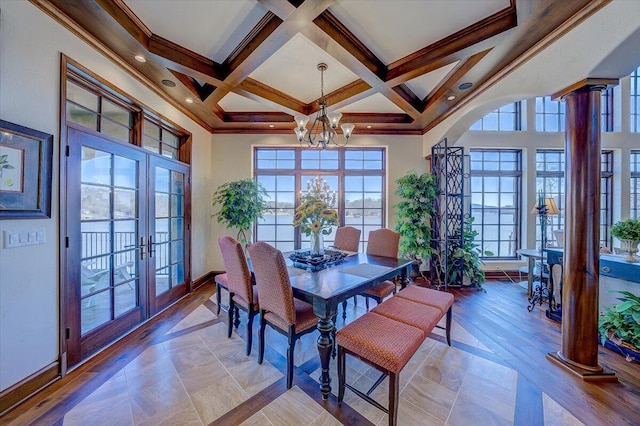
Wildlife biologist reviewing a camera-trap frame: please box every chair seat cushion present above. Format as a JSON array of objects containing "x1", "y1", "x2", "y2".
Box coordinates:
[
  {"x1": 233, "y1": 287, "x2": 259, "y2": 311},
  {"x1": 371, "y1": 297, "x2": 442, "y2": 335},
  {"x1": 215, "y1": 273, "x2": 229, "y2": 289},
  {"x1": 337, "y1": 312, "x2": 423, "y2": 373},
  {"x1": 397, "y1": 285, "x2": 454, "y2": 314},
  {"x1": 362, "y1": 280, "x2": 395, "y2": 298},
  {"x1": 265, "y1": 299, "x2": 317, "y2": 333}
]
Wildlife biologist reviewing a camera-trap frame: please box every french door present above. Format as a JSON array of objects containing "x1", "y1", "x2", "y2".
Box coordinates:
[{"x1": 64, "y1": 127, "x2": 190, "y2": 365}]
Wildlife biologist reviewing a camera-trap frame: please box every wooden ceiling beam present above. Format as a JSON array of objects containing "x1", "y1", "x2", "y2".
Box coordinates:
[
  {"x1": 342, "y1": 113, "x2": 413, "y2": 124},
  {"x1": 222, "y1": 111, "x2": 294, "y2": 123},
  {"x1": 385, "y1": 4, "x2": 517, "y2": 85},
  {"x1": 258, "y1": 0, "x2": 297, "y2": 21},
  {"x1": 306, "y1": 79, "x2": 372, "y2": 114},
  {"x1": 392, "y1": 84, "x2": 426, "y2": 113},
  {"x1": 238, "y1": 78, "x2": 307, "y2": 115}
]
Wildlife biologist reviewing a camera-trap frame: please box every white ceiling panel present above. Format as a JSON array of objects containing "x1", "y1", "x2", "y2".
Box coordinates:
[
  {"x1": 219, "y1": 92, "x2": 278, "y2": 112},
  {"x1": 330, "y1": 0, "x2": 509, "y2": 64},
  {"x1": 340, "y1": 93, "x2": 404, "y2": 114},
  {"x1": 249, "y1": 34, "x2": 359, "y2": 104},
  {"x1": 125, "y1": 0, "x2": 268, "y2": 63},
  {"x1": 405, "y1": 61, "x2": 460, "y2": 100}
]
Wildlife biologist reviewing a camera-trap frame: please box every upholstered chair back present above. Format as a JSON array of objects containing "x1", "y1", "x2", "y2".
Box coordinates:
[
  {"x1": 334, "y1": 226, "x2": 361, "y2": 252},
  {"x1": 248, "y1": 242, "x2": 295, "y2": 326},
  {"x1": 366, "y1": 228, "x2": 400, "y2": 258},
  {"x1": 218, "y1": 236, "x2": 254, "y2": 303}
]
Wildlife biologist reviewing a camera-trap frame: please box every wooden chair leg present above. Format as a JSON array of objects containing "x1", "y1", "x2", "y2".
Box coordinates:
[
  {"x1": 287, "y1": 326, "x2": 296, "y2": 389},
  {"x1": 234, "y1": 305, "x2": 241, "y2": 329},
  {"x1": 446, "y1": 306, "x2": 452, "y2": 346},
  {"x1": 331, "y1": 315, "x2": 337, "y2": 359},
  {"x1": 258, "y1": 312, "x2": 266, "y2": 365},
  {"x1": 389, "y1": 372, "x2": 399, "y2": 426},
  {"x1": 365, "y1": 297, "x2": 370, "y2": 311},
  {"x1": 337, "y1": 346, "x2": 346, "y2": 404},
  {"x1": 342, "y1": 300, "x2": 348, "y2": 321},
  {"x1": 353, "y1": 295, "x2": 357, "y2": 306},
  {"x1": 246, "y1": 309, "x2": 255, "y2": 356},
  {"x1": 227, "y1": 298, "x2": 234, "y2": 338},
  {"x1": 216, "y1": 283, "x2": 222, "y2": 316}
]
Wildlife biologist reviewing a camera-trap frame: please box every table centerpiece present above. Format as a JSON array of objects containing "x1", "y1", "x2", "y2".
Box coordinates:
[{"x1": 293, "y1": 194, "x2": 339, "y2": 256}]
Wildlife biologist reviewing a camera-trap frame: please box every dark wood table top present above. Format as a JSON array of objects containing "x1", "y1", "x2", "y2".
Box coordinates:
[{"x1": 285, "y1": 252, "x2": 413, "y2": 318}]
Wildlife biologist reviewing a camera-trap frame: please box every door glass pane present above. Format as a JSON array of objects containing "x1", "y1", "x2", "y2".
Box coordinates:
[
  {"x1": 113, "y1": 221, "x2": 137, "y2": 253},
  {"x1": 171, "y1": 195, "x2": 184, "y2": 216},
  {"x1": 156, "y1": 267, "x2": 170, "y2": 295},
  {"x1": 114, "y1": 189, "x2": 136, "y2": 219},
  {"x1": 114, "y1": 156, "x2": 137, "y2": 188},
  {"x1": 171, "y1": 171, "x2": 184, "y2": 194},
  {"x1": 81, "y1": 256, "x2": 111, "y2": 296},
  {"x1": 82, "y1": 148, "x2": 111, "y2": 185},
  {"x1": 81, "y1": 221, "x2": 110, "y2": 258},
  {"x1": 156, "y1": 168, "x2": 169, "y2": 192},
  {"x1": 171, "y1": 218, "x2": 184, "y2": 239},
  {"x1": 172, "y1": 263, "x2": 185, "y2": 286},
  {"x1": 156, "y1": 193, "x2": 169, "y2": 217},
  {"x1": 114, "y1": 281, "x2": 137, "y2": 317},
  {"x1": 81, "y1": 290, "x2": 110, "y2": 335}
]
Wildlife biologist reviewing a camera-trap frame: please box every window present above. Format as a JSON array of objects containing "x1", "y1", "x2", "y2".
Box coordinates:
[
  {"x1": 66, "y1": 79, "x2": 135, "y2": 143},
  {"x1": 143, "y1": 118, "x2": 181, "y2": 160},
  {"x1": 470, "y1": 102, "x2": 522, "y2": 131},
  {"x1": 469, "y1": 150, "x2": 521, "y2": 259},
  {"x1": 535, "y1": 96, "x2": 565, "y2": 132},
  {"x1": 632, "y1": 151, "x2": 640, "y2": 219},
  {"x1": 631, "y1": 66, "x2": 640, "y2": 132},
  {"x1": 601, "y1": 87, "x2": 614, "y2": 132},
  {"x1": 536, "y1": 150, "x2": 613, "y2": 247},
  {"x1": 254, "y1": 148, "x2": 385, "y2": 252}
]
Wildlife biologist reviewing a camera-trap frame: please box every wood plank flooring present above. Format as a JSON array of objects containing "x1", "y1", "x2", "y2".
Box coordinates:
[{"x1": 1, "y1": 280, "x2": 638, "y2": 425}]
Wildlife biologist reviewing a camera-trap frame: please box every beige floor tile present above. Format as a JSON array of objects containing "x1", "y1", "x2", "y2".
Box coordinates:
[
  {"x1": 458, "y1": 370, "x2": 517, "y2": 409},
  {"x1": 189, "y1": 375, "x2": 249, "y2": 423},
  {"x1": 169, "y1": 340, "x2": 218, "y2": 374},
  {"x1": 446, "y1": 392, "x2": 514, "y2": 426},
  {"x1": 135, "y1": 399, "x2": 202, "y2": 426},
  {"x1": 261, "y1": 386, "x2": 325, "y2": 425},
  {"x1": 377, "y1": 398, "x2": 444, "y2": 426},
  {"x1": 163, "y1": 331, "x2": 207, "y2": 355},
  {"x1": 239, "y1": 410, "x2": 273, "y2": 426},
  {"x1": 168, "y1": 304, "x2": 218, "y2": 334},
  {"x1": 125, "y1": 355, "x2": 179, "y2": 392},
  {"x1": 178, "y1": 357, "x2": 232, "y2": 395},
  {"x1": 417, "y1": 357, "x2": 466, "y2": 393},
  {"x1": 63, "y1": 382, "x2": 133, "y2": 426},
  {"x1": 129, "y1": 373, "x2": 190, "y2": 424},
  {"x1": 400, "y1": 374, "x2": 457, "y2": 421},
  {"x1": 309, "y1": 410, "x2": 343, "y2": 426},
  {"x1": 542, "y1": 393, "x2": 585, "y2": 426},
  {"x1": 465, "y1": 356, "x2": 517, "y2": 393},
  {"x1": 226, "y1": 356, "x2": 283, "y2": 397}
]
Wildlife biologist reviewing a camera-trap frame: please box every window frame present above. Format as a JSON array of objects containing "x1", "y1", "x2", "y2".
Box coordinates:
[
  {"x1": 535, "y1": 96, "x2": 566, "y2": 132},
  {"x1": 631, "y1": 66, "x2": 640, "y2": 133},
  {"x1": 470, "y1": 102, "x2": 522, "y2": 131},
  {"x1": 632, "y1": 150, "x2": 640, "y2": 219}
]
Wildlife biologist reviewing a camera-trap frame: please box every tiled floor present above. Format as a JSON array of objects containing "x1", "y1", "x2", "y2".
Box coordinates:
[{"x1": 54, "y1": 292, "x2": 585, "y2": 425}]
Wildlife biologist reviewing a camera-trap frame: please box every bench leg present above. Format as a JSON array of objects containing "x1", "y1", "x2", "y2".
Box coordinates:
[
  {"x1": 446, "y1": 306, "x2": 452, "y2": 346},
  {"x1": 227, "y1": 297, "x2": 234, "y2": 338},
  {"x1": 337, "y1": 346, "x2": 346, "y2": 404},
  {"x1": 389, "y1": 371, "x2": 399, "y2": 426}
]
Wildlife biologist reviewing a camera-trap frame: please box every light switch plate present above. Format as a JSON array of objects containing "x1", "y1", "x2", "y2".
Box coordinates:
[{"x1": 3, "y1": 228, "x2": 46, "y2": 248}]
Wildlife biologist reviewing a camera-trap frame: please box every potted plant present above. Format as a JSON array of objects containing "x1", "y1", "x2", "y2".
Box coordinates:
[
  {"x1": 611, "y1": 218, "x2": 640, "y2": 262},
  {"x1": 292, "y1": 195, "x2": 339, "y2": 255},
  {"x1": 598, "y1": 291, "x2": 640, "y2": 363},
  {"x1": 449, "y1": 217, "x2": 489, "y2": 290},
  {"x1": 212, "y1": 178, "x2": 268, "y2": 247},
  {"x1": 394, "y1": 171, "x2": 438, "y2": 279}
]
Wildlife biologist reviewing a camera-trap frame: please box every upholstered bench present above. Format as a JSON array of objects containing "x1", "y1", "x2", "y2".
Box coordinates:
[
  {"x1": 337, "y1": 312, "x2": 424, "y2": 426},
  {"x1": 396, "y1": 285, "x2": 454, "y2": 345}
]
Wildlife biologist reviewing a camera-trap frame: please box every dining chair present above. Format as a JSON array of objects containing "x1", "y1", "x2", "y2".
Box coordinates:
[
  {"x1": 218, "y1": 236, "x2": 259, "y2": 356},
  {"x1": 361, "y1": 228, "x2": 400, "y2": 310},
  {"x1": 334, "y1": 226, "x2": 362, "y2": 319},
  {"x1": 248, "y1": 241, "x2": 319, "y2": 389}
]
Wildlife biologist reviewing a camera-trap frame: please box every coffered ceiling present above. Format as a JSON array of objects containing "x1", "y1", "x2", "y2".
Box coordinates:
[{"x1": 32, "y1": 0, "x2": 600, "y2": 136}]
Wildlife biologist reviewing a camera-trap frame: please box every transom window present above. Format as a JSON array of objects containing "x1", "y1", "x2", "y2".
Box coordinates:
[
  {"x1": 143, "y1": 118, "x2": 181, "y2": 160},
  {"x1": 536, "y1": 150, "x2": 613, "y2": 248},
  {"x1": 632, "y1": 150, "x2": 640, "y2": 219},
  {"x1": 469, "y1": 150, "x2": 521, "y2": 259},
  {"x1": 469, "y1": 102, "x2": 522, "y2": 131},
  {"x1": 631, "y1": 66, "x2": 640, "y2": 132},
  {"x1": 535, "y1": 96, "x2": 566, "y2": 132},
  {"x1": 254, "y1": 148, "x2": 385, "y2": 252},
  {"x1": 601, "y1": 87, "x2": 614, "y2": 132}
]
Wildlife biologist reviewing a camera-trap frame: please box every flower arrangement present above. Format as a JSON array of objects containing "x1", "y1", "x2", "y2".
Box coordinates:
[
  {"x1": 611, "y1": 218, "x2": 640, "y2": 241},
  {"x1": 293, "y1": 195, "x2": 339, "y2": 236}
]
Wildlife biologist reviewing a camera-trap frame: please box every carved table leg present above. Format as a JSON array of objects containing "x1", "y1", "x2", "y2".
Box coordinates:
[{"x1": 317, "y1": 317, "x2": 334, "y2": 400}]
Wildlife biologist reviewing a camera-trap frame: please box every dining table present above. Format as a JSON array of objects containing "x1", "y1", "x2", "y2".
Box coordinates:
[{"x1": 284, "y1": 252, "x2": 413, "y2": 400}]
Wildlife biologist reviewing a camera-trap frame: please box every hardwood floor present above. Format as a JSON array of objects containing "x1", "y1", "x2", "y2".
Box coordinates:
[{"x1": 1, "y1": 280, "x2": 638, "y2": 425}]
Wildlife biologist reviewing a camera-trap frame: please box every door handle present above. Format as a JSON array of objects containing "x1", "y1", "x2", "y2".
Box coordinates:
[{"x1": 148, "y1": 235, "x2": 155, "y2": 258}]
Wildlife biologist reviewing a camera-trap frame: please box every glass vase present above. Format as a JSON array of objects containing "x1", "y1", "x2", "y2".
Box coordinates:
[
  {"x1": 310, "y1": 231, "x2": 324, "y2": 256},
  {"x1": 620, "y1": 239, "x2": 639, "y2": 262}
]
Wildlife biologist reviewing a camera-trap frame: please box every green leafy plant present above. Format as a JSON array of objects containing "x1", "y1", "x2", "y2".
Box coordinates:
[
  {"x1": 212, "y1": 179, "x2": 268, "y2": 247},
  {"x1": 0, "y1": 154, "x2": 15, "y2": 178},
  {"x1": 449, "y1": 217, "x2": 490, "y2": 289},
  {"x1": 598, "y1": 291, "x2": 640, "y2": 350},
  {"x1": 611, "y1": 218, "x2": 640, "y2": 241},
  {"x1": 394, "y1": 171, "x2": 437, "y2": 267}
]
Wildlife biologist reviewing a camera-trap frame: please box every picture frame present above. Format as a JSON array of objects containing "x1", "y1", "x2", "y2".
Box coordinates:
[{"x1": 0, "y1": 120, "x2": 53, "y2": 219}]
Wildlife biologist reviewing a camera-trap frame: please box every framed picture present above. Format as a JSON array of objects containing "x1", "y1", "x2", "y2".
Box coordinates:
[{"x1": 0, "y1": 120, "x2": 53, "y2": 219}]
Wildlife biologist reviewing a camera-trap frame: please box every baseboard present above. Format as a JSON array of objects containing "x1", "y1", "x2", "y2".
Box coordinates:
[
  {"x1": 0, "y1": 362, "x2": 60, "y2": 416},
  {"x1": 484, "y1": 270, "x2": 522, "y2": 281},
  {"x1": 192, "y1": 270, "x2": 221, "y2": 289}
]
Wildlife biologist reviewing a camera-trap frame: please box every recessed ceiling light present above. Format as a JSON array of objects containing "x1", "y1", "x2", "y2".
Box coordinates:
[
  {"x1": 366, "y1": 125, "x2": 372, "y2": 129},
  {"x1": 134, "y1": 55, "x2": 147, "y2": 63},
  {"x1": 447, "y1": 95, "x2": 456, "y2": 101},
  {"x1": 185, "y1": 98, "x2": 194, "y2": 104},
  {"x1": 458, "y1": 82, "x2": 473, "y2": 90},
  {"x1": 161, "y1": 79, "x2": 176, "y2": 87},
  {"x1": 269, "y1": 124, "x2": 275, "y2": 128}
]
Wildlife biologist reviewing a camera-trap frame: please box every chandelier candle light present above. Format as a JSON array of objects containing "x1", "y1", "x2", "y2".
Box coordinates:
[{"x1": 294, "y1": 63, "x2": 354, "y2": 149}]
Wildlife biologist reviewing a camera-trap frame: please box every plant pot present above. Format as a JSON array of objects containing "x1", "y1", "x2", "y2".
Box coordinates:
[
  {"x1": 620, "y1": 239, "x2": 640, "y2": 262},
  {"x1": 601, "y1": 332, "x2": 640, "y2": 363},
  {"x1": 310, "y1": 231, "x2": 324, "y2": 256}
]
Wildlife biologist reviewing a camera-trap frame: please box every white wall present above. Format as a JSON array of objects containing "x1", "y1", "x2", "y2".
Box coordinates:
[
  {"x1": 0, "y1": 1, "x2": 214, "y2": 391},
  {"x1": 209, "y1": 134, "x2": 428, "y2": 270}
]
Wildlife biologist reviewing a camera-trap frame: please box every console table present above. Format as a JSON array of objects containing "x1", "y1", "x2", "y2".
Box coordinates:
[{"x1": 545, "y1": 248, "x2": 640, "y2": 322}]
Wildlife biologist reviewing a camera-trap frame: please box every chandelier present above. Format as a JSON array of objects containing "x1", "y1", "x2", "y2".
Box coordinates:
[
  {"x1": 302, "y1": 176, "x2": 336, "y2": 207},
  {"x1": 294, "y1": 63, "x2": 354, "y2": 149}
]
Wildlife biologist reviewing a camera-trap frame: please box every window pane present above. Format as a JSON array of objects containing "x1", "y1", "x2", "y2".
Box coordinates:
[{"x1": 67, "y1": 81, "x2": 99, "y2": 111}]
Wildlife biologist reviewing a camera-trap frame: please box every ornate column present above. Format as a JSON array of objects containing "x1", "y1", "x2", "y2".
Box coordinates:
[{"x1": 546, "y1": 79, "x2": 618, "y2": 380}]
